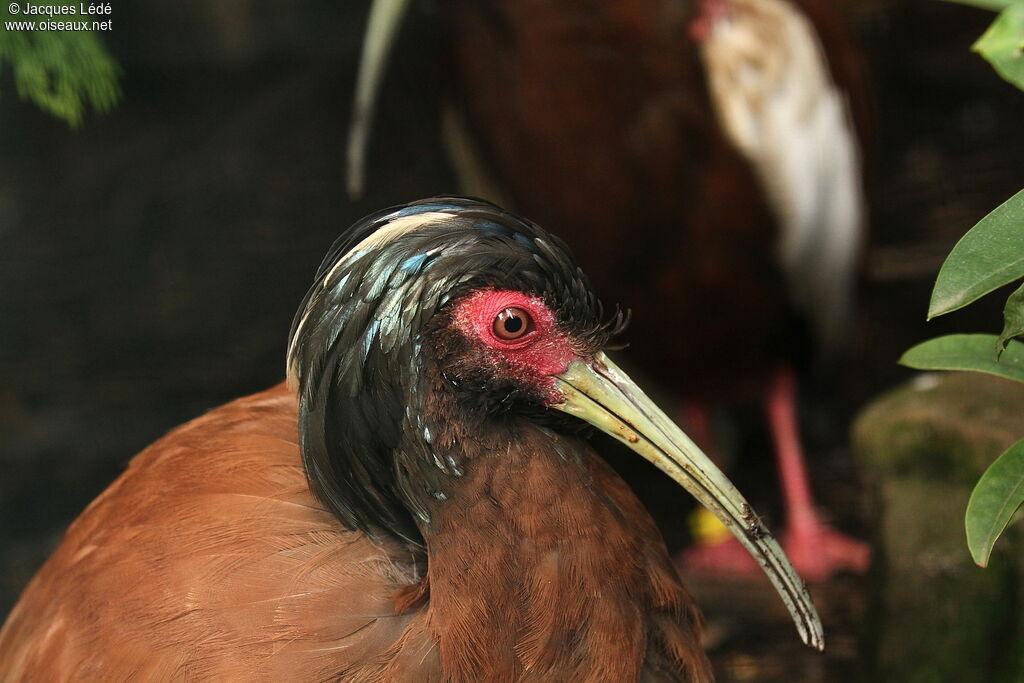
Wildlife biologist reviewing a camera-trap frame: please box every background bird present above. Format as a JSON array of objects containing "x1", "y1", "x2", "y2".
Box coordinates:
[
  {"x1": 347, "y1": 0, "x2": 871, "y2": 581},
  {"x1": 0, "y1": 199, "x2": 820, "y2": 680}
]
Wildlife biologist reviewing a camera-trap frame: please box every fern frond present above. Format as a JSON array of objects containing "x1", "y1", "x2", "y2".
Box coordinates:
[{"x1": 0, "y1": 3, "x2": 121, "y2": 127}]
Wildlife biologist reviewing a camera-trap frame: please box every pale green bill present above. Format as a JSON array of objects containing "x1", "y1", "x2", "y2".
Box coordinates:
[{"x1": 551, "y1": 352, "x2": 824, "y2": 651}]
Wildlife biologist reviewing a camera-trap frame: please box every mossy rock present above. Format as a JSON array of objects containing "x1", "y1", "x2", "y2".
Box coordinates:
[
  {"x1": 853, "y1": 372, "x2": 1024, "y2": 682},
  {"x1": 855, "y1": 372, "x2": 1024, "y2": 486}
]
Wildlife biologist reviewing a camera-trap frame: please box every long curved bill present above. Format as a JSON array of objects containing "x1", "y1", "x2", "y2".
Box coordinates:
[
  {"x1": 347, "y1": 0, "x2": 413, "y2": 199},
  {"x1": 551, "y1": 352, "x2": 824, "y2": 651}
]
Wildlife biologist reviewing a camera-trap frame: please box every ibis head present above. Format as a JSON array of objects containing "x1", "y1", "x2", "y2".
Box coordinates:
[{"x1": 287, "y1": 197, "x2": 822, "y2": 649}]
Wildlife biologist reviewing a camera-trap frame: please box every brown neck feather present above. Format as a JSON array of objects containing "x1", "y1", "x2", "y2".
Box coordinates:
[{"x1": 419, "y1": 423, "x2": 711, "y2": 682}]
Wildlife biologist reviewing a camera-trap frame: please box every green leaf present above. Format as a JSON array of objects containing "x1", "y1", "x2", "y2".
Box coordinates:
[
  {"x1": 928, "y1": 188, "x2": 1024, "y2": 319},
  {"x1": 997, "y1": 282, "x2": 1024, "y2": 358},
  {"x1": 939, "y1": 0, "x2": 1020, "y2": 11},
  {"x1": 0, "y1": 3, "x2": 121, "y2": 127},
  {"x1": 973, "y1": 4, "x2": 1024, "y2": 90},
  {"x1": 899, "y1": 333, "x2": 1024, "y2": 382},
  {"x1": 966, "y1": 437, "x2": 1024, "y2": 566}
]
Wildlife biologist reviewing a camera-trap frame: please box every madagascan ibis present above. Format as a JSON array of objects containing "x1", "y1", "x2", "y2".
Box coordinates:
[
  {"x1": 347, "y1": 0, "x2": 871, "y2": 580},
  {"x1": 0, "y1": 198, "x2": 822, "y2": 680}
]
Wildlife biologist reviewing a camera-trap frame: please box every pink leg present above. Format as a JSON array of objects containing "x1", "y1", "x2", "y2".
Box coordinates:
[
  {"x1": 766, "y1": 367, "x2": 869, "y2": 582},
  {"x1": 677, "y1": 371, "x2": 870, "y2": 581},
  {"x1": 676, "y1": 402, "x2": 761, "y2": 576},
  {"x1": 679, "y1": 402, "x2": 717, "y2": 460}
]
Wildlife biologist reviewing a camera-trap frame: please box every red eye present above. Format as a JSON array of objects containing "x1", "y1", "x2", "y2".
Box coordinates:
[{"x1": 492, "y1": 307, "x2": 533, "y2": 341}]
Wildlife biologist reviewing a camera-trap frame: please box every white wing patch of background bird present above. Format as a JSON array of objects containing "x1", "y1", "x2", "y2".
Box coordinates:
[{"x1": 699, "y1": 0, "x2": 865, "y2": 357}]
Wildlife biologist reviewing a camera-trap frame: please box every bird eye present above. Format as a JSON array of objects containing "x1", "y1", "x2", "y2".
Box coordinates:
[{"x1": 493, "y1": 307, "x2": 533, "y2": 341}]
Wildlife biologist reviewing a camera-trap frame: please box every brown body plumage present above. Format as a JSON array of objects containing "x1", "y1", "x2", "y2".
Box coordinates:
[{"x1": 0, "y1": 386, "x2": 707, "y2": 680}]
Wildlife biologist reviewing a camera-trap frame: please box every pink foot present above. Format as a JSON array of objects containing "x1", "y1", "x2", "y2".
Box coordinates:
[
  {"x1": 781, "y1": 521, "x2": 870, "y2": 583},
  {"x1": 676, "y1": 523, "x2": 870, "y2": 583},
  {"x1": 677, "y1": 537, "x2": 762, "y2": 577}
]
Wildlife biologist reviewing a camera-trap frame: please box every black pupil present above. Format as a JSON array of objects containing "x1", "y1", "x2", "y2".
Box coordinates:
[{"x1": 504, "y1": 315, "x2": 523, "y2": 334}]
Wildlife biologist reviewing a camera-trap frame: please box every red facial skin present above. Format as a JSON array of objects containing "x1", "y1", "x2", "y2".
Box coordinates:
[{"x1": 452, "y1": 290, "x2": 579, "y2": 404}]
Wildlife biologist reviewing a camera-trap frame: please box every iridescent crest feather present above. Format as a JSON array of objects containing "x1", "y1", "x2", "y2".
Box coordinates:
[{"x1": 286, "y1": 197, "x2": 627, "y2": 545}]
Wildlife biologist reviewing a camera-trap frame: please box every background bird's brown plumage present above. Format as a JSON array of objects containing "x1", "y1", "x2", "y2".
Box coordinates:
[{"x1": 440, "y1": 0, "x2": 868, "y2": 394}]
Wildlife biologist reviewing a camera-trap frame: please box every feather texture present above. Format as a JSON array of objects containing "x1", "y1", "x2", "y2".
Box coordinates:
[
  {"x1": 286, "y1": 198, "x2": 621, "y2": 547},
  {"x1": 0, "y1": 386, "x2": 432, "y2": 681},
  {"x1": 0, "y1": 383, "x2": 711, "y2": 681}
]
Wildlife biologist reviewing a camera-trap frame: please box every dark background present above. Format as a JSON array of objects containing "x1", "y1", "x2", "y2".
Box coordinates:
[{"x1": 2, "y1": 1, "x2": 1023, "y2": 678}]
